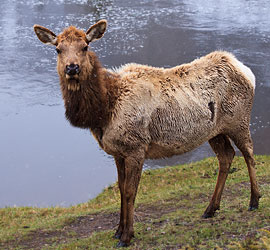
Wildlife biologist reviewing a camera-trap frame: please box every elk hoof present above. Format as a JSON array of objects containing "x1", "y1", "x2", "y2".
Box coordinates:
[
  {"x1": 116, "y1": 241, "x2": 129, "y2": 248},
  {"x1": 114, "y1": 231, "x2": 122, "y2": 239},
  {"x1": 249, "y1": 195, "x2": 261, "y2": 211},
  {"x1": 202, "y1": 211, "x2": 215, "y2": 218},
  {"x1": 248, "y1": 205, "x2": 258, "y2": 211}
]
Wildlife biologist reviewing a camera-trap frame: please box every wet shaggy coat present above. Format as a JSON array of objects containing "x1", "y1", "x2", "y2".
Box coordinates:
[
  {"x1": 101, "y1": 52, "x2": 255, "y2": 159},
  {"x1": 34, "y1": 21, "x2": 260, "y2": 247}
]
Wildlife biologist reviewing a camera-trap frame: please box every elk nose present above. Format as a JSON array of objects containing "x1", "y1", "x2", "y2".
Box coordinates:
[{"x1": 65, "y1": 64, "x2": 80, "y2": 76}]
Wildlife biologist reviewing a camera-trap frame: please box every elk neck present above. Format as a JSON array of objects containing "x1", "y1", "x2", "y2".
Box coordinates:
[{"x1": 59, "y1": 51, "x2": 120, "y2": 135}]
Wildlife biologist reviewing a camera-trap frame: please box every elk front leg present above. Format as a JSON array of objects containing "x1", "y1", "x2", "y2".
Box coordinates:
[
  {"x1": 114, "y1": 156, "x2": 125, "y2": 239},
  {"x1": 116, "y1": 153, "x2": 144, "y2": 247}
]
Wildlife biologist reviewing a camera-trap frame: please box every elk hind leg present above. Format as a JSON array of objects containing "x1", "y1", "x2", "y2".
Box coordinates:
[
  {"x1": 203, "y1": 134, "x2": 235, "y2": 218},
  {"x1": 230, "y1": 131, "x2": 261, "y2": 210}
]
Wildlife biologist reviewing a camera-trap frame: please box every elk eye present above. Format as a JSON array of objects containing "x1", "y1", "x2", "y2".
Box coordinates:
[
  {"x1": 56, "y1": 48, "x2": 61, "y2": 54},
  {"x1": 83, "y1": 46, "x2": 88, "y2": 52}
]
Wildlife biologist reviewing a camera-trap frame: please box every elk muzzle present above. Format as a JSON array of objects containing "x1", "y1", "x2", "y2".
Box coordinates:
[{"x1": 65, "y1": 63, "x2": 80, "y2": 77}]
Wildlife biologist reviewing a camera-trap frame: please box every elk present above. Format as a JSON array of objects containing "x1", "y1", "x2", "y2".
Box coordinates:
[{"x1": 34, "y1": 20, "x2": 261, "y2": 247}]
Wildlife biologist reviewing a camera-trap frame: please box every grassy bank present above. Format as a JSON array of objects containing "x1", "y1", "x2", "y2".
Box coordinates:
[{"x1": 1, "y1": 155, "x2": 270, "y2": 249}]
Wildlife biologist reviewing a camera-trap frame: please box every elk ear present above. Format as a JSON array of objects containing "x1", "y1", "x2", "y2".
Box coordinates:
[
  {"x1": 86, "y1": 19, "x2": 107, "y2": 43},
  {"x1": 33, "y1": 25, "x2": 57, "y2": 46}
]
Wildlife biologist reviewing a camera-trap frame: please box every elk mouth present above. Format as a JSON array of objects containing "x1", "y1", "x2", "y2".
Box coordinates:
[
  {"x1": 67, "y1": 82, "x2": 80, "y2": 91},
  {"x1": 66, "y1": 75, "x2": 81, "y2": 91}
]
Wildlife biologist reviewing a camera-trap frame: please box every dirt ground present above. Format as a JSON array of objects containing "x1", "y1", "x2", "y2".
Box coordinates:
[
  {"x1": 3, "y1": 198, "x2": 185, "y2": 249},
  {"x1": 3, "y1": 178, "x2": 269, "y2": 250}
]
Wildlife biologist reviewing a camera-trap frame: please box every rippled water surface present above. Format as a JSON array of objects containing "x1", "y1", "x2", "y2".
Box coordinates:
[{"x1": 0, "y1": 0, "x2": 270, "y2": 207}]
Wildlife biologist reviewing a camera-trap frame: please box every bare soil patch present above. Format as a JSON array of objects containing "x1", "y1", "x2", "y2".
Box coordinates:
[
  {"x1": 3, "y1": 198, "x2": 184, "y2": 249},
  {"x1": 2, "y1": 179, "x2": 268, "y2": 249}
]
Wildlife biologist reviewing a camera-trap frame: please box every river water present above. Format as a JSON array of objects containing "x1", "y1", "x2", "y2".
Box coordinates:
[{"x1": 0, "y1": 0, "x2": 269, "y2": 207}]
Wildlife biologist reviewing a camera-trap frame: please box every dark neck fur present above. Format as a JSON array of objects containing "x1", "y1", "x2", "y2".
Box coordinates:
[{"x1": 60, "y1": 52, "x2": 118, "y2": 131}]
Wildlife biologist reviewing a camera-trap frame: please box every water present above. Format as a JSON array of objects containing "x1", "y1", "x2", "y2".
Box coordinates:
[{"x1": 0, "y1": 0, "x2": 270, "y2": 207}]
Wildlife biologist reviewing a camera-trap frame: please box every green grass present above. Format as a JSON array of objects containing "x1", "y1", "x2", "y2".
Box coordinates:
[{"x1": 1, "y1": 155, "x2": 270, "y2": 249}]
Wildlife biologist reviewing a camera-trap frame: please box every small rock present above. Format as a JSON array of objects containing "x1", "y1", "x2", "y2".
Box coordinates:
[{"x1": 201, "y1": 173, "x2": 211, "y2": 178}]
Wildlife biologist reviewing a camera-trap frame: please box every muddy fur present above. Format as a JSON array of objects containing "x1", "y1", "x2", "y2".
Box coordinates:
[{"x1": 34, "y1": 20, "x2": 260, "y2": 247}]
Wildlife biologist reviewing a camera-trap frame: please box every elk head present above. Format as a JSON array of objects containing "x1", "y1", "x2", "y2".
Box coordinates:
[{"x1": 33, "y1": 20, "x2": 107, "y2": 91}]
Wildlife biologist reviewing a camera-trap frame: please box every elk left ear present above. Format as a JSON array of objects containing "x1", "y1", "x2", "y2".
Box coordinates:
[
  {"x1": 86, "y1": 19, "x2": 107, "y2": 43},
  {"x1": 33, "y1": 25, "x2": 58, "y2": 46}
]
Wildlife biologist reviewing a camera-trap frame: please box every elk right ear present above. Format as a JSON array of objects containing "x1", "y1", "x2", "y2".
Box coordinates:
[
  {"x1": 33, "y1": 25, "x2": 57, "y2": 46},
  {"x1": 86, "y1": 20, "x2": 107, "y2": 43}
]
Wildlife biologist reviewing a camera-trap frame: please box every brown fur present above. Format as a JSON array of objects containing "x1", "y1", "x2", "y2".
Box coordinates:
[
  {"x1": 34, "y1": 21, "x2": 260, "y2": 247},
  {"x1": 57, "y1": 26, "x2": 87, "y2": 43}
]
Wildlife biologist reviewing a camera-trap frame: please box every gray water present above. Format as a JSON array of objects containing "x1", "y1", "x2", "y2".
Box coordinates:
[{"x1": 0, "y1": 0, "x2": 270, "y2": 207}]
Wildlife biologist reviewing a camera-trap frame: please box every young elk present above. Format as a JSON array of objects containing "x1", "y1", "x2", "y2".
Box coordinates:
[{"x1": 34, "y1": 20, "x2": 260, "y2": 247}]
